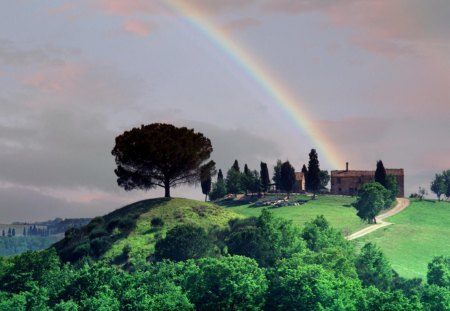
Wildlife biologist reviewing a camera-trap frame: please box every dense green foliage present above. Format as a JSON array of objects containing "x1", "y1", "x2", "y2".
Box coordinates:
[
  {"x1": 0, "y1": 211, "x2": 450, "y2": 311},
  {"x1": 111, "y1": 123, "x2": 213, "y2": 198},
  {"x1": 353, "y1": 182, "x2": 390, "y2": 223},
  {"x1": 431, "y1": 170, "x2": 450, "y2": 201},
  {"x1": 1, "y1": 207, "x2": 450, "y2": 310},
  {"x1": 225, "y1": 167, "x2": 242, "y2": 196}
]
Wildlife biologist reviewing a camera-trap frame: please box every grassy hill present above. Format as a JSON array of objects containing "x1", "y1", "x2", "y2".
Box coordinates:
[
  {"x1": 224, "y1": 194, "x2": 365, "y2": 235},
  {"x1": 53, "y1": 198, "x2": 241, "y2": 265},
  {"x1": 353, "y1": 199, "x2": 450, "y2": 279}
]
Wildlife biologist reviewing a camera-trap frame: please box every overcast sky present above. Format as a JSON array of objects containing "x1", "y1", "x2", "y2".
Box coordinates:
[{"x1": 1, "y1": 0, "x2": 450, "y2": 223}]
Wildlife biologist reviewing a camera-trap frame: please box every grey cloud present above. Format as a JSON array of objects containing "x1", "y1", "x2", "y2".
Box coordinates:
[
  {"x1": 0, "y1": 39, "x2": 80, "y2": 67},
  {"x1": 0, "y1": 186, "x2": 117, "y2": 223},
  {"x1": 176, "y1": 121, "x2": 282, "y2": 173}
]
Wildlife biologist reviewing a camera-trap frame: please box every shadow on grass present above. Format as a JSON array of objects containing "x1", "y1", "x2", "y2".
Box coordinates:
[{"x1": 54, "y1": 197, "x2": 171, "y2": 263}]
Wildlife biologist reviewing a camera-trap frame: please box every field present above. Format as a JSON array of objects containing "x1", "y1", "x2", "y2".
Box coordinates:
[
  {"x1": 353, "y1": 199, "x2": 450, "y2": 279},
  {"x1": 225, "y1": 195, "x2": 366, "y2": 235}
]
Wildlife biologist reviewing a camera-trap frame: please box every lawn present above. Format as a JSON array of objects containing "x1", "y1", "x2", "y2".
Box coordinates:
[
  {"x1": 353, "y1": 199, "x2": 450, "y2": 280},
  {"x1": 226, "y1": 195, "x2": 366, "y2": 235}
]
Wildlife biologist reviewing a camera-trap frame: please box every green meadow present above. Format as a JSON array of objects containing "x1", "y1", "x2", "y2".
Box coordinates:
[
  {"x1": 353, "y1": 199, "x2": 450, "y2": 279},
  {"x1": 226, "y1": 195, "x2": 366, "y2": 235}
]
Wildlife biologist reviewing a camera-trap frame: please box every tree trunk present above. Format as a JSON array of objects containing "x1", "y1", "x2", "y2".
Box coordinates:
[
  {"x1": 164, "y1": 179, "x2": 171, "y2": 198},
  {"x1": 205, "y1": 194, "x2": 208, "y2": 202}
]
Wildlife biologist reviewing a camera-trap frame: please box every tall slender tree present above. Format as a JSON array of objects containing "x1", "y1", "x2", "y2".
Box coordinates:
[
  {"x1": 307, "y1": 149, "x2": 321, "y2": 199},
  {"x1": 260, "y1": 162, "x2": 270, "y2": 194},
  {"x1": 273, "y1": 160, "x2": 283, "y2": 191},
  {"x1": 232, "y1": 160, "x2": 240, "y2": 172},
  {"x1": 200, "y1": 160, "x2": 216, "y2": 202},
  {"x1": 242, "y1": 164, "x2": 252, "y2": 195},
  {"x1": 217, "y1": 169, "x2": 224, "y2": 182},
  {"x1": 374, "y1": 160, "x2": 387, "y2": 188},
  {"x1": 281, "y1": 161, "x2": 296, "y2": 199},
  {"x1": 226, "y1": 168, "x2": 242, "y2": 197}
]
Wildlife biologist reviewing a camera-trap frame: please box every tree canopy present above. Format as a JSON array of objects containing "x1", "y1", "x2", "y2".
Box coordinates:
[
  {"x1": 260, "y1": 162, "x2": 270, "y2": 193},
  {"x1": 307, "y1": 149, "x2": 321, "y2": 198},
  {"x1": 375, "y1": 160, "x2": 387, "y2": 188},
  {"x1": 111, "y1": 123, "x2": 213, "y2": 198},
  {"x1": 200, "y1": 161, "x2": 216, "y2": 202},
  {"x1": 280, "y1": 161, "x2": 296, "y2": 198},
  {"x1": 353, "y1": 182, "x2": 389, "y2": 224}
]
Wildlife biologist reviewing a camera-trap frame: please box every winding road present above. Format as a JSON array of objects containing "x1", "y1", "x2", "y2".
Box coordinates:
[{"x1": 346, "y1": 198, "x2": 410, "y2": 240}]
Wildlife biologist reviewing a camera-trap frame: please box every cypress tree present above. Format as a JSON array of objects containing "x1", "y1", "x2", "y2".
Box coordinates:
[
  {"x1": 232, "y1": 160, "x2": 240, "y2": 172},
  {"x1": 307, "y1": 149, "x2": 321, "y2": 199},
  {"x1": 217, "y1": 169, "x2": 224, "y2": 182},
  {"x1": 200, "y1": 160, "x2": 216, "y2": 202},
  {"x1": 260, "y1": 162, "x2": 270, "y2": 193},
  {"x1": 280, "y1": 161, "x2": 296, "y2": 199},
  {"x1": 272, "y1": 160, "x2": 282, "y2": 191},
  {"x1": 375, "y1": 160, "x2": 387, "y2": 188}
]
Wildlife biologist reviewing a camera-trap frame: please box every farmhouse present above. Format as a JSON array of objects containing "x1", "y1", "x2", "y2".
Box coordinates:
[{"x1": 330, "y1": 163, "x2": 404, "y2": 197}]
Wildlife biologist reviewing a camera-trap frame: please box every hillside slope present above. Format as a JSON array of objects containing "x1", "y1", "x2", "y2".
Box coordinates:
[
  {"x1": 354, "y1": 199, "x2": 450, "y2": 279},
  {"x1": 53, "y1": 198, "x2": 242, "y2": 265}
]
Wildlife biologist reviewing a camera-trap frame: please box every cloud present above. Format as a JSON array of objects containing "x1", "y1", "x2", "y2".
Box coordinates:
[
  {"x1": 122, "y1": 20, "x2": 154, "y2": 37},
  {"x1": 92, "y1": 0, "x2": 160, "y2": 16},
  {"x1": 0, "y1": 185, "x2": 128, "y2": 223},
  {"x1": 177, "y1": 121, "x2": 282, "y2": 172},
  {"x1": 0, "y1": 39, "x2": 79, "y2": 67},
  {"x1": 222, "y1": 18, "x2": 260, "y2": 32},
  {"x1": 318, "y1": 117, "x2": 393, "y2": 146}
]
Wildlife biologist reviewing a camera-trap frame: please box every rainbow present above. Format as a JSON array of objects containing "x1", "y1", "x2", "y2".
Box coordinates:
[{"x1": 162, "y1": 1, "x2": 344, "y2": 169}]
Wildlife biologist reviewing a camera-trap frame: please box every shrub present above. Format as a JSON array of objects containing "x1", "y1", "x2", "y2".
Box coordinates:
[
  {"x1": 154, "y1": 225, "x2": 217, "y2": 261},
  {"x1": 90, "y1": 237, "x2": 111, "y2": 257},
  {"x1": 151, "y1": 217, "x2": 164, "y2": 228},
  {"x1": 89, "y1": 228, "x2": 108, "y2": 240},
  {"x1": 118, "y1": 217, "x2": 135, "y2": 232}
]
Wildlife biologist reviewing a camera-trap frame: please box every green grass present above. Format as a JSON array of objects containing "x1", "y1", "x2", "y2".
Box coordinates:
[
  {"x1": 353, "y1": 199, "x2": 450, "y2": 279},
  {"x1": 53, "y1": 198, "x2": 241, "y2": 265},
  {"x1": 104, "y1": 198, "x2": 241, "y2": 263},
  {"x1": 225, "y1": 195, "x2": 365, "y2": 235}
]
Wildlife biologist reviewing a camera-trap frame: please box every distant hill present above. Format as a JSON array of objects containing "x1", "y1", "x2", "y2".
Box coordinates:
[
  {"x1": 0, "y1": 218, "x2": 91, "y2": 256},
  {"x1": 53, "y1": 197, "x2": 242, "y2": 265}
]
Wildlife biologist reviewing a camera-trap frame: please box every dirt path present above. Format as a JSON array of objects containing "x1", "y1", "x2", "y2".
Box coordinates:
[{"x1": 346, "y1": 198, "x2": 410, "y2": 240}]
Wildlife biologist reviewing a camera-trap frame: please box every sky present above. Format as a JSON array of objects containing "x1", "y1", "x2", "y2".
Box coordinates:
[{"x1": 1, "y1": 0, "x2": 450, "y2": 222}]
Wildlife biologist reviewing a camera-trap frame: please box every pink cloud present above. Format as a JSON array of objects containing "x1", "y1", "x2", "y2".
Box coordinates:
[{"x1": 122, "y1": 20, "x2": 154, "y2": 36}]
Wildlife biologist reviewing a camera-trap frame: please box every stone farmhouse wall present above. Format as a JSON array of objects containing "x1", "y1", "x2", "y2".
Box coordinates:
[{"x1": 330, "y1": 167, "x2": 404, "y2": 197}]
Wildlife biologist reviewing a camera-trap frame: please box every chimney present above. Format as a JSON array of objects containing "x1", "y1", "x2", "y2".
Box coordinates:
[{"x1": 346, "y1": 162, "x2": 349, "y2": 171}]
